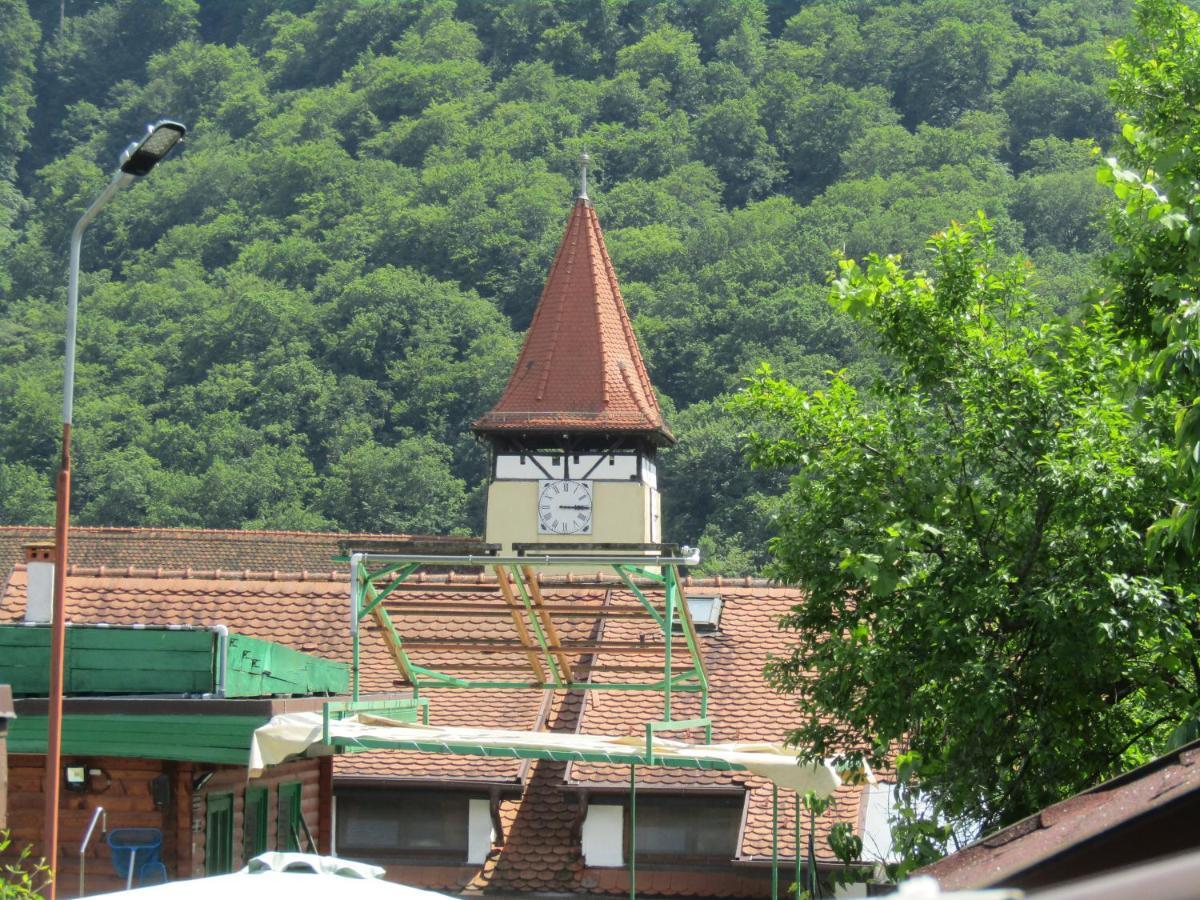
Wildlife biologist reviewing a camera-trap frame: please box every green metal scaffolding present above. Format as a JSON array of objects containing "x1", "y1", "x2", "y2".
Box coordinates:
[{"x1": 331, "y1": 547, "x2": 817, "y2": 899}]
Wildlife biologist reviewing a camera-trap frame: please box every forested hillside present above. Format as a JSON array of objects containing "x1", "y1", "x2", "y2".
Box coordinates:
[{"x1": 0, "y1": 0, "x2": 1129, "y2": 571}]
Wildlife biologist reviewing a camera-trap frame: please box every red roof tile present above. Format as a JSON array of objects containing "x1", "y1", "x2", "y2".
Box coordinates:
[
  {"x1": 0, "y1": 533, "x2": 870, "y2": 893},
  {"x1": 473, "y1": 199, "x2": 673, "y2": 444}
]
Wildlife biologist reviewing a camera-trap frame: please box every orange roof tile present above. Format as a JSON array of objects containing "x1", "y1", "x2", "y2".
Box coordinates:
[
  {"x1": 0, "y1": 531, "x2": 870, "y2": 893},
  {"x1": 473, "y1": 199, "x2": 673, "y2": 444},
  {"x1": 0, "y1": 525, "x2": 447, "y2": 578}
]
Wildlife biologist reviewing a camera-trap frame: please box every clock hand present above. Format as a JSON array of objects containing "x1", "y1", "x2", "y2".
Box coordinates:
[{"x1": 558, "y1": 504, "x2": 590, "y2": 510}]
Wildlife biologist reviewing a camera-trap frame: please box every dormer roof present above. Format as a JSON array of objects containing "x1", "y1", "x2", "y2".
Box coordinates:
[{"x1": 472, "y1": 197, "x2": 674, "y2": 445}]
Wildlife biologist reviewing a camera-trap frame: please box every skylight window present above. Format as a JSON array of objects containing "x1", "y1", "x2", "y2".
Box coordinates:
[{"x1": 674, "y1": 595, "x2": 722, "y2": 632}]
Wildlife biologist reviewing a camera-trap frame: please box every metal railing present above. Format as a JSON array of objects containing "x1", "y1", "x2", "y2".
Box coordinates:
[{"x1": 78, "y1": 806, "x2": 106, "y2": 897}]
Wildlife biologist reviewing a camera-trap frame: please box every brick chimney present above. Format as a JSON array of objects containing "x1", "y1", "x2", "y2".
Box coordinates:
[{"x1": 23, "y1": 542, "x2": 55, "y2": 623}]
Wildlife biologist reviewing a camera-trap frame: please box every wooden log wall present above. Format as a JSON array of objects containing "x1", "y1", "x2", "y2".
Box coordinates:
[
  {"x1": 190, "y1": 758, "x2": 322, "y2": 879},
  {"x1": 3, "y1": 754, "x2": 325, "y2": 897}
]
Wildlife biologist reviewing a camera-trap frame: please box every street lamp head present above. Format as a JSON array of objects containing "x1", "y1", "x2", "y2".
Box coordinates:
[{"x1": 119, "y1": 119, "x2": 186, "y2": 176}]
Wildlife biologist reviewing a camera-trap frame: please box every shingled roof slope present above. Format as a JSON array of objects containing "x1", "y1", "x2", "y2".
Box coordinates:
[
  {"x1": 565, "y1": 585, "x2": 862, "y2": 863},
  {"x1": 472, "y1": 198, "x2": 673, "y2": 444},
  {"x1": 0, "y1": 541, "x2": 866, "y2": 895},
  {"x1": 918, "y1": 739, "x2": 1200, "y2": 890}
]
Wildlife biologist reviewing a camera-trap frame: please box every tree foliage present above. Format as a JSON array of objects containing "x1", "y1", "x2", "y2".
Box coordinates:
[
  {"x1": 1102, "y1": 0, "x2": 1200, "y2": 552},
  {"x1": 735, "y1": 217, "x2": 1197, "y2": 845},
  {"x1": 0, "y1": 0, "x2": 1123, "y2": 569}
]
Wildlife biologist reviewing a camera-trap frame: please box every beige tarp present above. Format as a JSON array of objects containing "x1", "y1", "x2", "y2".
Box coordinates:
[{"x1": 249, "y1": 712, "x2": 863, "y2": 795}]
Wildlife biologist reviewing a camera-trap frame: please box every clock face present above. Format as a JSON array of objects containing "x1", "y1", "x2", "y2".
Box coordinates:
[{"x1": 538, "y1": 479, "x2": 593, "y2": 535}]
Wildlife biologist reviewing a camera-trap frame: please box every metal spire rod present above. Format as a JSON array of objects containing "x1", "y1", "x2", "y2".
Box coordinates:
[{"x1": 579, "y1": 151, "x2": 590, "y2": 201}]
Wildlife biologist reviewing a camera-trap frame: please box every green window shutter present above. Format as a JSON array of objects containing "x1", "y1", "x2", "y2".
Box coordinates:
[
  {"x1": 243, "y1": 787, "x2": 268, "y2": 862},
  {"x1": 206, "y1": 793, "x2": 234, "y2": 875},
  {"x1": 277, "y1": 782, "x2": 302, "y2": 852}
]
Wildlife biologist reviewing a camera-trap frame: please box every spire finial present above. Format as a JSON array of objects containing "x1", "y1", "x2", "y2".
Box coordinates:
[{"x1": 579, "y1": 151, "x2": 590, "y2": 202}]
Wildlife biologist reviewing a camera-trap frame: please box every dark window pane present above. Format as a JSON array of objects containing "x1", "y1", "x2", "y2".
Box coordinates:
[
  {"x1": 336, "y1": 790, "x2": 474, "y2": 864},
  {"x1": 206, "y1": 793, "x2": 234, "y2": 875},
  {"x1": 277, "y1": 782, "x2": 302, "y2": 852},
  {"x1": 631, "y1": 795, "x2": 742, "y2": 863}
]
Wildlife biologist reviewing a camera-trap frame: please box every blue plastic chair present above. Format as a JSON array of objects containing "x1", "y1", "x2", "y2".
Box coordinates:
[{"x1": 107, "y1": 828, "x2": 167, "y2": 888}]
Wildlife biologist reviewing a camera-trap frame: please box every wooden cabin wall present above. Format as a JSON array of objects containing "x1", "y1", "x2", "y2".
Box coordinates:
[
  {"x1": 5, "y1": 754, "x2": 178, "y2": 897},
  {"x1": 190, "y1": 757, "x2": 322, "y2": 877},
  {"x1": 3, "y1": 754, "x2": 324, "y2": 897}
]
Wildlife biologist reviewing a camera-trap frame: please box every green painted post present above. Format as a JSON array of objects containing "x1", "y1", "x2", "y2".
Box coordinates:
[
  {"x1": 662, "y1": 575, "x2": 674, "y2": 722},
  {"x1": 629, "y1": 765, "x2": 637, "y2": 900},
  {"x1": 794, "y1": 793, "x2": 801, "y2": 899},
  {"x1": 351, "y1": 558, "x2": 361, "y2": 701},
  {"x1": 772, "y1": 783, "x2": 779, "y2": 900}
]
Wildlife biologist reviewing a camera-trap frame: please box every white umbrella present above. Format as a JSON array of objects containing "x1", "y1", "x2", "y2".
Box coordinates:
[{"x1": 92, "y1": 853, "x2": 457, "y2": 899}]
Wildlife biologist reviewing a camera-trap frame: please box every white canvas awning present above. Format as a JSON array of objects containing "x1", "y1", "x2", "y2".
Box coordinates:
[{"x1": 250, "y1": 712, "x2": 863, "y2": 795}]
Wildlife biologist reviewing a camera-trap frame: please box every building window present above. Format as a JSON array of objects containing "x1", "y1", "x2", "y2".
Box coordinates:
[
  {"x1": 206, "y1": 793, "x2": 234, "y2": 875},
  {"x1": 335, "y1": 790, "x2": 493, "y2": 865},
  {"x1": 582, "y1": 794, "x2": 743, "y2": 867},
  {"x1": 277, "y1": 782, "x2": 302, "y2": 851},
  {"x1": 243, "y1": 786, "x2": 268, "y2": 862}
]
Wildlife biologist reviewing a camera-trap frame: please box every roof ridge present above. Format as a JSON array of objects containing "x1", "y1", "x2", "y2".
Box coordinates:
[
  {"x1": 588, "y1": 205, "x2": 610, "y2": 409},
  {"x1": 8, "y1": 562, "x2": 788, "y2": 589}
]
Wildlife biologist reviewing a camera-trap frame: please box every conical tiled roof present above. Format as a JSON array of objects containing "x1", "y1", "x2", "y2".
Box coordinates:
[{"x1": 473, "y1": 198, "x2": 673, "y2": 445}]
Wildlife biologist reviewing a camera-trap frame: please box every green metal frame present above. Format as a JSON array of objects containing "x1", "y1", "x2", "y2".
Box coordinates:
[
  {"x1": 329, "y1": 549, "x2": 828, "y2": 899},
  {"x1": 341, "y1": 551, "x2": 711, "y2": 741}
]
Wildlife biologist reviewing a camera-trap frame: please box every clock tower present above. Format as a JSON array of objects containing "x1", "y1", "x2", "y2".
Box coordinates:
[{"x1": 473, "y1": 155, "x2": 674, "y2": 555}]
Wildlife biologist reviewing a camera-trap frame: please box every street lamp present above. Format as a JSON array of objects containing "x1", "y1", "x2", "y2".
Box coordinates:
[{"x1": 44, "y1": 119, "x2": 185, "y2": 899}]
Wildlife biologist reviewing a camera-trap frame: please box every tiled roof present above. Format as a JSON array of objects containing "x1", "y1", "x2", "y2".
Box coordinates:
[
  {"x1": 565, "y1": 586, "x2": 862, "y2": 863},
  {"x1": 473, "y1": 199, "x2": 674, "y2": 444},
  {"x1": 918, "y1": 740, "x2": 1200, "y2": 890},
  {"x1": 0, "y1": 525, "x2": 437, "y2": 578},
  {"x1": 0, "y1": 534, "x2": 867, "y2": 893}
]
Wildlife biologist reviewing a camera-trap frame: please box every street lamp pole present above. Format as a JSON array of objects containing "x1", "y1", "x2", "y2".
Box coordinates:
[{"x1": 43, "y1": 120, "x2": 185, "y2": 899}]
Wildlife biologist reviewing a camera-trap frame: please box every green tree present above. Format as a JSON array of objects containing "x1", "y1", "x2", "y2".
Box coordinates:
[
  {"x1": 693, "y1": 97, "x2": 781, "y2": 205},
  {"x1": 1102, "y1": 0, "x2": 1200, "y2": 551},
  {"x1": 320, "y1": 438, "x2": 469, "y2": 535},
  {"x1": 734, "y1": 219, "x2": 1195, "y2": 843}
]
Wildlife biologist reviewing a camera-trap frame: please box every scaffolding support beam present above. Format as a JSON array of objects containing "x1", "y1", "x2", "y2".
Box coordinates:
[{"x1": 346, "y1": 549, "x2": 711, "y2": 747}]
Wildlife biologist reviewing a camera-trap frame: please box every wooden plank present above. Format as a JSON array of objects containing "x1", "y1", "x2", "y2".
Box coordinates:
[
  {"x1": 223, "y1": 634, "x2": 348, "y2": 697},
  {"x1": 494, "y1": 566, "x2": 547, "y2": 684},
  {"x1": 384, "y1": 602, "x2": 655, "y2": 619},
  {"x1": 0, "y1": 627, "x2": 216, "y2": 695},
  {"x1": 8, "y1": 714, "x2": 265, "y2": 764},
  {"x1": 521, "y1": 565, "x2": 573, "y2": 683},
  {"x1": 401, "y1": 639, "x2": 675, "y2": 656},
  {"x1": 0, "y1": 627, "x2": 212, "y2": 653},
  {"x1": 512, "y1": 542, "x2": 679, "y2": 553},
  {"x1": 369, "y1": 604, "x2": 419, "y2": 686},
  {"x1": 673, "y1": 577, "x2": 709, "y2": 683}
]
